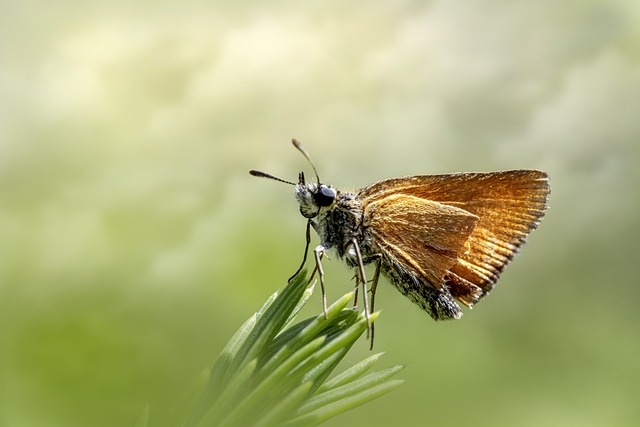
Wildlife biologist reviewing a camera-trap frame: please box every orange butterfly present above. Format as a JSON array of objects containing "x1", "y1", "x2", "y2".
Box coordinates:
[{"x1": 251, "y1": 139, "x2": 550, "y2": 346}]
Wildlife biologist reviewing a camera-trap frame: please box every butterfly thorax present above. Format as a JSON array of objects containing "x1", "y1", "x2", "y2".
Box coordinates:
[
  {"x1": 294, "y1": 182, "x2": 365, "y2": 257},
  {"x1": 317, "y1": 191, "x2": 365, "y2": 257}
]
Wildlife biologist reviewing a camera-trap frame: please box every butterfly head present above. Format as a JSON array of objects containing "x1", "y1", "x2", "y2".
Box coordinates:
[
  {"x1": 250, "y1": 138, "x2": 337, "y2": 219},
  {"x1": 295, "y1": 171, "x2": 337, "y2": 218}
]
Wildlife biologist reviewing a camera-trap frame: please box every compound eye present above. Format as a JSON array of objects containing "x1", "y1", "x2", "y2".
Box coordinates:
[{"x1": 314, "y1": 186, "x2": 336, "y2": 207}]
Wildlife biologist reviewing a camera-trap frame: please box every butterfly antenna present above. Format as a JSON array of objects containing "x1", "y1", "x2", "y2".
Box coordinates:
[
  {"x1": 292, "y1": 138, "x2": 321, "y2": 184},
  {"x1": 249, "y1": 170, "x2": 296, "y2": 186}
]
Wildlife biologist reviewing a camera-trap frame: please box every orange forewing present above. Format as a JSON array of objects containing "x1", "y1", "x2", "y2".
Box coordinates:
[
  {"x1": 359, "y1": 170, "x2": 550, "y2": 306},
  {"x1": 364, "y1": 194, "x2": 478, "y2": 287}
]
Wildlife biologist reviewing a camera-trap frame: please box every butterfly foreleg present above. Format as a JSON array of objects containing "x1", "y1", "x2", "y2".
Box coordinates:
[
  {"x1": 311, "y1": 245, "x2": 328, "y2": 319},
  {"x1": 288, "y1": 219, "x2": 312, "y2": 282}
]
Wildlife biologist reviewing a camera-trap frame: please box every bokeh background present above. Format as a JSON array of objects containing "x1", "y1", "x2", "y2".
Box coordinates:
[{"x1": 1, "y1": 1, "x2": 639, "y2": 426}]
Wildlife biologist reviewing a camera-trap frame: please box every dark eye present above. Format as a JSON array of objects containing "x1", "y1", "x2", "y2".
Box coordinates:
[{"x1": 314, "y1": 186, "x2": 336, "y2": 207}]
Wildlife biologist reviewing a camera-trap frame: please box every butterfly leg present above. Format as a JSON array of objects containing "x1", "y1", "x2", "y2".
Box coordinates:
[
  {"x1": 312, "y1": 245, "x2": 328, "y2": 319},
  {"x1": 367, "y1": 255, "x2": 382, "y2": 350},
  {"x1": 367, "y1": 255, "x2": 382, "y2": 314},
  {"x1": 344, "y1": 238, "x2": 371, "y2": 339},
  {"x1": 352, "y1": 273, "x2": 360, "y2": 308},
  {"x1": 288, "y1": 219, "x2": 312, "y2": 282},
  {"x1": 356, "y1": 254, "x2": 382, "y2": 349}
]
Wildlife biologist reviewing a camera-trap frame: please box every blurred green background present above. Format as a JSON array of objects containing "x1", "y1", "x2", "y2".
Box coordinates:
[{"x1": 1, "y1": 1, "x2": 639, "y2": 426}]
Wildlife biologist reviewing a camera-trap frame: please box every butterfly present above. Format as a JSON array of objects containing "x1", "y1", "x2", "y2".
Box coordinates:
[{"x1": 251, "y1": 139, "x2": 550, "y2": 346}]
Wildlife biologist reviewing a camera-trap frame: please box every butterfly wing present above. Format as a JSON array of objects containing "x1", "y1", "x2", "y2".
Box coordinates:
[
  {"x1": 364, "y1": 194, "x2": 479, "y2": 287},
  {"x1": 359, "y1": 170, "x2": 550, "y2": 306}
]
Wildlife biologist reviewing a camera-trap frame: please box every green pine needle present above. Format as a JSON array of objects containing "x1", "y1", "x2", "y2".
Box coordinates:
[{"x1": 182, "y1": 270, "x2": 404, "y2": 427}]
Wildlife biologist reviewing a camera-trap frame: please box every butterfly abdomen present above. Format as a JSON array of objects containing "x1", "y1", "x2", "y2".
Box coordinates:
[{"x1": 381, "y1": 256, "x2": 463, "y2": 320}]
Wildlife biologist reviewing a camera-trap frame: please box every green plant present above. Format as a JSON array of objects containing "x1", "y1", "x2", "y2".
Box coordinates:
[{"x1": 182, "y1": 270, "x2": 403, "y2": 427}]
